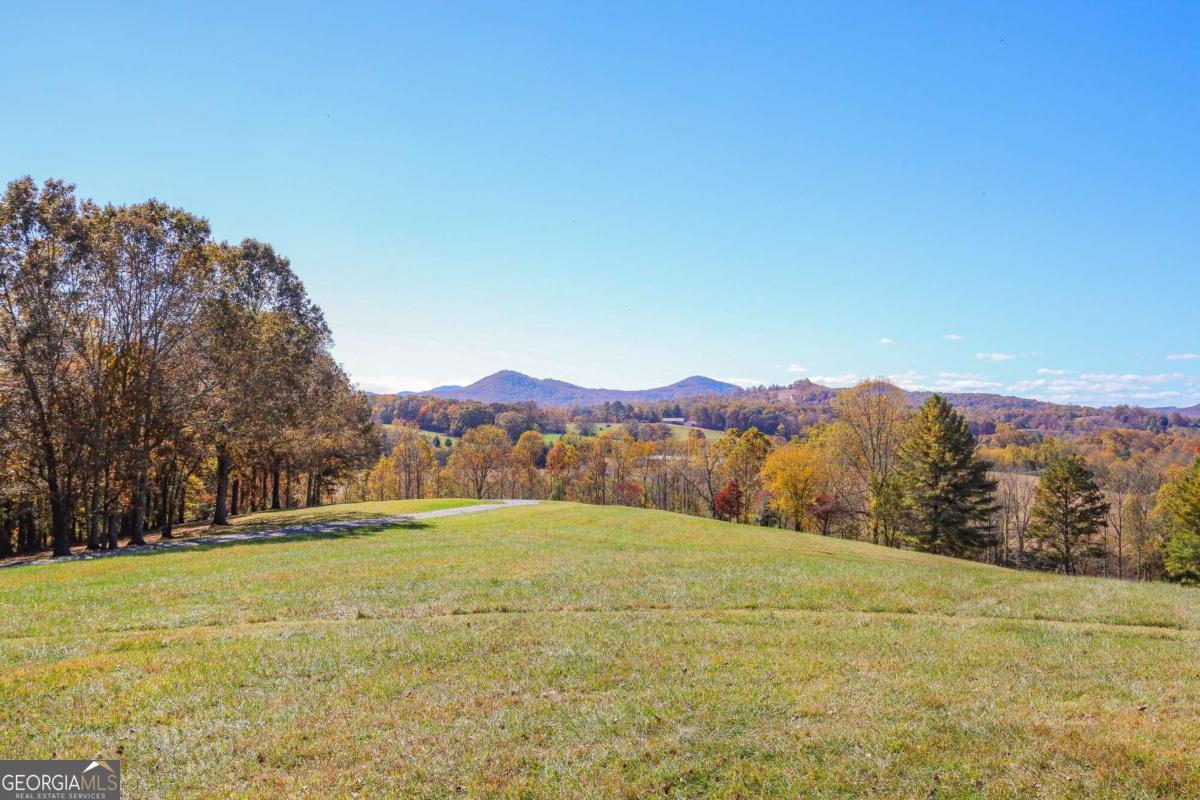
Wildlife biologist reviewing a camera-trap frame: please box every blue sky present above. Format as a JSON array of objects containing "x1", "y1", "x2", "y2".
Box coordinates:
[{"x1": 3, "y1": 2, "x2": 1197, "y2": 406}]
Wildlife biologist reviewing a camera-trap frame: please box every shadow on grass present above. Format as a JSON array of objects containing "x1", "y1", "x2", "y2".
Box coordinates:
[
  {"x1": 180, "y1": 519, "x2": 435, "y2": 551},
  {"x1": 14, "y1": 519, "x2": 434, "y2": 568}
]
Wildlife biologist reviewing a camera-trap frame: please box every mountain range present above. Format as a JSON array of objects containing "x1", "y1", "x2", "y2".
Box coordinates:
[
  {"x1": 418, "y1": 371, "x2": 741, "y2": 405},
  {"x1": 389, "y1": 370, "x2": 1200, "y2": 421},
  {"x1": 1155, "y1": 403, "x2": 1200, "y2": 418}
]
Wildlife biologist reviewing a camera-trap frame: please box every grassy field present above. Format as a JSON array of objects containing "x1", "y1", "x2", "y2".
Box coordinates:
[
  {"x1": 2, "y1": 502, "x2": 1198, "y2": 798},
  {"x1": 381, "y1": 423, "x2": 460, "y2": 449},
  {"x1": 386, "y1": 421, "x2": 724, "y2": 447},
  {"x1": 544, "y1": 421, "x2": 724, "y2": 442},
  {"x1": 218, "y1": 498, "x2": 480, "y2": 531},
  {"x1": 662, "y1": 421, "x2": 723, "y2": 440}
]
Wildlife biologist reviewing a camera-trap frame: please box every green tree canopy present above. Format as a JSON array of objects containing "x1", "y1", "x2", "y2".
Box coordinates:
[
  {"x1": 1161, "y1": 458, "x2": 1200, "y2": 584},
  {"x1": 900, "y1": 395, "x2": 998, "y2": 556},
  {"x1": 1029, "y1": 455, "x2": 1109, "y2": 574}
]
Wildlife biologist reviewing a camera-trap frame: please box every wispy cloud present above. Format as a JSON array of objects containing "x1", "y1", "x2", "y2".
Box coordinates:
[
  {"x1": 352, "y1": 374, "x2": 471, "y2": 393},
  {"x1": 719, "y1": 377, "x2": 766, "y2": 388},
  {"x1": 879, "y1": 337, "x2": 894, "y2": 345},
  {"x1": 1006, "y1": 370, "x2": 1199, "y2": 404},
  {"x1": 888, "y1": 371, "x2": 1004, "y2": 393},
  {"x1": 976, "y1": 352, "x2": 1016, "y2": 362},
  {"x1": 786, "y1": 363, "x2": 809, "y2": 373},
  {"x1": 943, "y1": 333, "x2": 963, "y2": 341},
  {"x1": 1167, "y1": 353, "x2": 1199, "y2": 361},
  {"x1": 806, "y1": 366, "x2": 1198, "y2": 405},
  {"x1": 809, "y1": 373, "x2": 863, "y2": 387}
]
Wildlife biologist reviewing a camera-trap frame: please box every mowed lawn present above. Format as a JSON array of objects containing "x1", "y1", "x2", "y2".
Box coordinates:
[{"x1": 1, "y1": 503, "x2": 1199, "y2": 799}]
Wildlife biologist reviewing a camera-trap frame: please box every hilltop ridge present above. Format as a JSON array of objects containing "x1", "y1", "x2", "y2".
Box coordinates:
[{"x1": 422, "y1": 370, "x2": 741, "y2": 405}]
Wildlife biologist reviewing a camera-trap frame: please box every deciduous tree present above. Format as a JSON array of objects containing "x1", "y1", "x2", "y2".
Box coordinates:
[{"x1": 447, "y1": 425, "x2": 510, "y2": 499}]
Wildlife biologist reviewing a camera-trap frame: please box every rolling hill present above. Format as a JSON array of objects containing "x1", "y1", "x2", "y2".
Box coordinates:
[
  {"x1": 377, "y1": 372, "x2": 1200, "y2": 437},
  {"x1": 2, "y1": 501, "x2": 1198, "y2": 798},
  {"x1": 1157, "y1": 403, "x2": 1200, "y2": 418},
  {"x1": 426, "y1": 370, "x2": 741, "y2": 405}
]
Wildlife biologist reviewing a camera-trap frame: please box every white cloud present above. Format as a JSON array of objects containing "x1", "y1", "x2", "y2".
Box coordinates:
[
  {"x1": 809, "y1": 373, "x2": 863, "y2": 387},
  {"x1": 786, "y1": 363, "x2": 809, "y2": 373},
  {"x1": 1005, "y1": 370, "x2": 1199, "y2": 404},
  {"x1": 719, "y1": 377, "x2": 766, "y2": 388},
  {"x1": 879, "y1": 337, "x2": 894, "y2": 345},
  {"x1": 890, "y1": 371, "x2": 1003, "y2": 393},
  {"x1": 943, "y1": 334, "x2": 963, "y2": 341},
  {"x1": 1167, "y1": 353, "x2": 1199, "y2": 361},
  {"x1": 976, "y1": 352, "x2": 1016, "y2": 362},
  {"x1": 937, "y1": 379, "x2": 1005, "y2": 391}
]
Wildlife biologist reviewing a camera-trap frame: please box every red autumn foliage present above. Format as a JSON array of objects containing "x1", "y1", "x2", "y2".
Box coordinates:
[{"x1": 713, "y1": 480, "x2": 742, "y2": 521}]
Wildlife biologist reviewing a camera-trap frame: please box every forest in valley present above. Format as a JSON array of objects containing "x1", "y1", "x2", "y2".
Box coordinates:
[
  {"x1": 0, "y1": 177, "x2": 381, "y2": 557},
  {"x1": 368, "y1": 383, "x2": 1200, "y2": 583},
  {"x1": 3, "y1": 174, "x2": 1199, "y2": 587}
]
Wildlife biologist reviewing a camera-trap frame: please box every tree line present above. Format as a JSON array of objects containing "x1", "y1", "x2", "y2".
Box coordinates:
[
  {"x1": 355, "y1": 381, "x2": 1200, "y2": 583},
  {"x1": 0, "y1": 177, "x2": 380, "y2": 557}
]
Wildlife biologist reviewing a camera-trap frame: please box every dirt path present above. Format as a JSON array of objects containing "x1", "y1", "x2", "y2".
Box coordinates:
[{"x1": 5, "y1": 500, "x2": 539, "y2": 569}]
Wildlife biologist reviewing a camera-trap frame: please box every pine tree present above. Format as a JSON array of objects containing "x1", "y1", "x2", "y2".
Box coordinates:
[
  {"x1": 900, "y1": 395, "x2": 998, "y2": 556},
  {"x1": 1161, "y1": 458, "x2": 1200, "y2": 584},
  {"x1": 1029, "y1": 455, "x2": 1109, "y2": 574}
]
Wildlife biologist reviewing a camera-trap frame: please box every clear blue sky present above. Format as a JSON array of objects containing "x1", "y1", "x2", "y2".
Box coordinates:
[{"x1": 4, "y1": 1, "x2": 1197, "y2": 406}]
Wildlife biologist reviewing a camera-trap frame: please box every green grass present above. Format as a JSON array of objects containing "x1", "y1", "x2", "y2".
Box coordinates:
[
  {"x1": 387, "y1": 421, "x2": 722, "y2": 446},
  {"x1": 380, "y1": 423, "x2": 459, "y2": 448},
  {"x1": 2, "y1": 502, "x2": 1198, "y2": 798},
  {"x1": 221, "y1": 497, "x2": 480, "y2": 531},
  {"x1": 417, "y1": 429, "x2": 459, "y2": 447},
  {"x1": 543, "y1": 421, "x2": 723, "y2": 443},
  {"x1": 662, "y1": 421, "x2": 723, "y2": 440}
]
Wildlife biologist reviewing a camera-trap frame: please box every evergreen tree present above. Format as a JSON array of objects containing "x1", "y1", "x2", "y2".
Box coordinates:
[
  {"x1": 900, "y1": 395, "x2": 998, "y2": 555},
  {"x1": 1161, "y1": 458, "x2": 1200, "y2": 584},
  {"x1": 1029, "y1": 455, "x2": 1109, "y2": 574}
]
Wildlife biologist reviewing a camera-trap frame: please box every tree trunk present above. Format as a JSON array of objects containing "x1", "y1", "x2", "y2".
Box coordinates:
[
  {"x1": 271, "y1": 461, "x2": 282, "y2": 510},
  {"x1": 230, "y1": 478, "x2": 240, "y2": 517},
  {"x1": 0, "y1": 500, "x2": 13, "y2": 558},
  {"x1": 175, "y1": 481, "x2": 186, "y2": 525},
  {"x1": 86, "y1": 480, "x2": 100, "y2": 550},
  {"x1": 49, "y1": 487, "x2": 72, "y2": 557},
  {"x1": 106, "y1": 512, "x2": 119, "y2": 550},
  {"x1": 213, "y1": 448, "x2": 231, "y2": 525},
  {"x1": 160, "y1": 477, "x2": 174, "y2": 539},
  {"x1": 19, "y1": 508, "x2": 38, "y2": 554},
  {"x1": 129, "y1": 471, "x2": 148, "y2": 546}
]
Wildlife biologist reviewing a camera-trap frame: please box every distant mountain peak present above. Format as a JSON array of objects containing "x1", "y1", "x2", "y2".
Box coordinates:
[{"x1": 422, "y1": 371, "x2": 740, "y2": 405}]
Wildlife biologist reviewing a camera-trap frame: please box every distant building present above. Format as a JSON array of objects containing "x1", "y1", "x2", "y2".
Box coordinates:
[{"x1": 662, "y1": 417, "x2": 686, "y2": 424}]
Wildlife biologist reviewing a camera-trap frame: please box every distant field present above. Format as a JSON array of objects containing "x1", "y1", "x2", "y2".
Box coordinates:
[
  {"x1": 662, "y1": 421, "x2": 723, "y2": 440},
  {"x1": 385, "y1": 421, "x2": 723, "y2": 447},
  {"x1": 416, "y1": 428, "x2": 458, "y2": 447},
  {"x1": 380, "y1": 423, "x2": 459, "y2": 448},
  {"x1": 2, "y1": 502, "x2": 1198, "y2": 798},
  {"x1": 545, "y1": 421, "x2": 723, "y2": 442}
]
